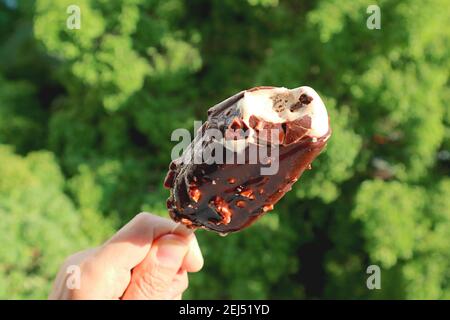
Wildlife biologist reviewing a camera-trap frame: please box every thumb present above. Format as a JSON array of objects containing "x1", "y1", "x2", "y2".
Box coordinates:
[{"x1": 122, "y1": 234, "x2": 189, "y2": 300}]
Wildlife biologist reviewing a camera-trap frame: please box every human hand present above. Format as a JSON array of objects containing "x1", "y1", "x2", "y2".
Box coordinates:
[{"x1": 49, "y1": 213, "x2": 203, "y2": 300}]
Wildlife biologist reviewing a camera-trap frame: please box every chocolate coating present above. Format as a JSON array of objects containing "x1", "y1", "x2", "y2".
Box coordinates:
[{"x1": 164, "y1": 86, "x2": 331, "y2": 234}]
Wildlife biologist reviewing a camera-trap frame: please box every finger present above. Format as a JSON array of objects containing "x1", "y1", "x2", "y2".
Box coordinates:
[
  {"x1": 95, "y1": 212, "x2": 203, "y2": 274},
  {"x1": 169, "y1": 270, "x2": 189, "y2": 299},
  {"x1": 95, "y1": 213, "x2": 193, "y2": 273},
  {"x1": 182, "y1": 234, "x2": 204, "y2": 273},
  {"x1": 121, "y1": 234, "x2": 189, "y2": 300},
  {"x1": 83, "y1": 213, "x2": 201, "y2": 299}
]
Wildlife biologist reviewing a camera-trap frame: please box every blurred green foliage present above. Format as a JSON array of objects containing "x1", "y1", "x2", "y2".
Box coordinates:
[{"x1": 0, "y1": 0, "x2": 448, "y2": 299}]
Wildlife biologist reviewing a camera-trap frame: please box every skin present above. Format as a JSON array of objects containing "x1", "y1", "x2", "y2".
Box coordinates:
[{"x1": 49, "y1": 212, "x2": 204, "y2": 300}]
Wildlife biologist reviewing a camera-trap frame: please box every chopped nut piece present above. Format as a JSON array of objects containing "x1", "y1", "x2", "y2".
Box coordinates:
[
  {"x1": 236, "y1": 200, "x2": 246, "y2": 208},
  {"x1": 189, "y1": 186, "x2": 201, "y2": 203}
]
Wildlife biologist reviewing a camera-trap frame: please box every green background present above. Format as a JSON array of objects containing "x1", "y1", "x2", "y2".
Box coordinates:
[{"x1": 0, "y1": 0, "x2": 449, "y2": 299}]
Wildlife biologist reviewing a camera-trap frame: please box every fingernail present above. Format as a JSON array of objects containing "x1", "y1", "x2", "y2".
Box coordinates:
[{"x1": 156, "y1": 235, "x2": 188, "y2": 267}]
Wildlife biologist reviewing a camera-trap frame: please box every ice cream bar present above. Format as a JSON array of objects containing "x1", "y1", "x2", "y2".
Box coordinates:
[{"x1": 164, "y1": 86, "x2": 331, "y2": 234}]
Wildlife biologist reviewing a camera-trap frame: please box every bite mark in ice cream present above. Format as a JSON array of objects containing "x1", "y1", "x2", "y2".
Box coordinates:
[{"x1": 239, "y1": 86, "x2": 329, "y2": 143}]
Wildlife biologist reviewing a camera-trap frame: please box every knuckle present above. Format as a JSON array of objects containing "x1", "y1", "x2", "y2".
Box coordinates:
[
  {"x1": 135, "y1": 212, "x2": 151, "y2": 223},
  {"x1": 63, "y1": 250, "x2": 84, "y2": 266},
  {"x1": 78, "y1": 250, "x2": 107, "y2": 280},
  {"x1": 136, "y1": 269, "x2": 172, "y2": 297},
  {"x1": 61, "y1": 248, "x2": 94, "y2": 276},
  {"x1": 78, "y1": 256, "x2": 98, "y2": 278},
  {"x1": 134, "y1": 212, "x2": 164, "y2": 228}
]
